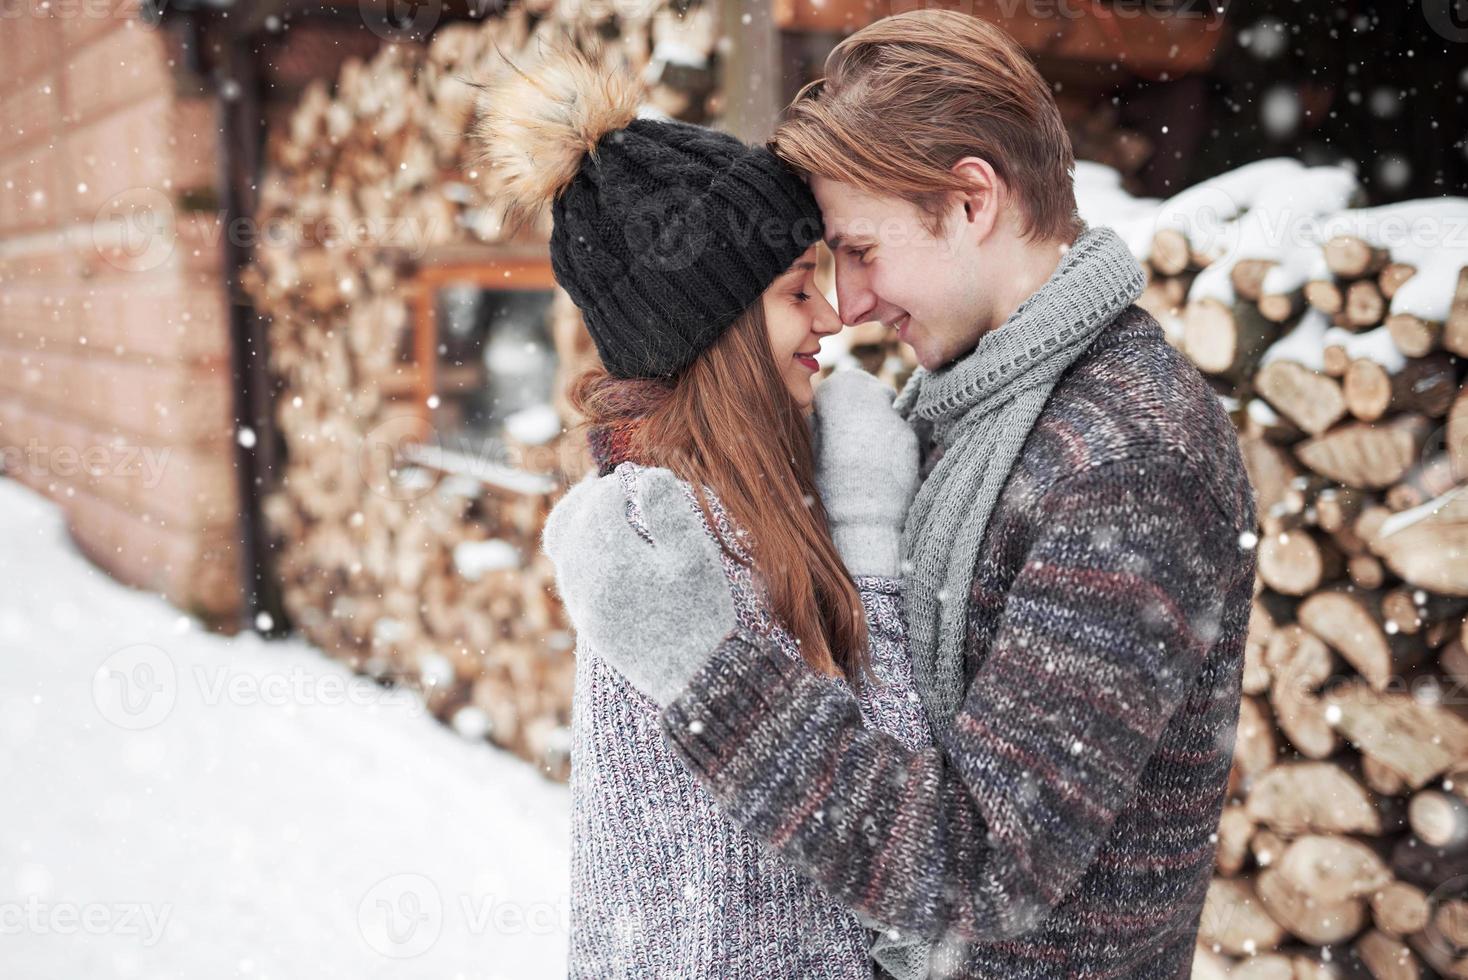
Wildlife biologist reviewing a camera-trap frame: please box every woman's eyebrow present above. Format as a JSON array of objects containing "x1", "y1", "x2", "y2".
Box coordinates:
[{"x1": 783, "y1": 261, "x2": 818, "y2": 278}]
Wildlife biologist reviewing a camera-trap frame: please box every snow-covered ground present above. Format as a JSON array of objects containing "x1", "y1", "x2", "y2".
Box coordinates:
[{"x1": 0, "y1": 477, "x2": 570, "y2": 979}]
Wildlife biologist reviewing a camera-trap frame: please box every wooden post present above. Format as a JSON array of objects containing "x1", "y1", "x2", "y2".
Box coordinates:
[{"x1": 719, "y1": 0, "x2": 784, "y2": 143}]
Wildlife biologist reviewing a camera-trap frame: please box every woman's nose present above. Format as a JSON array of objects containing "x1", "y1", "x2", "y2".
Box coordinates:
[{"x1": 811, "y1": 292, "x2": 843, "y2": 336}]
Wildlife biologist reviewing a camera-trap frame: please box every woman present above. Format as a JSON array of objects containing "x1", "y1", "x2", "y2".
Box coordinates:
[{"x1": 473, "y1": 48, "x2": 930, "y2": 977}]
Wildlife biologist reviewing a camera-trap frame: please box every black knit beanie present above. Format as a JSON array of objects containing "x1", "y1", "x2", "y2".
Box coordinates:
[{"x1": 474, "y1": 50, "x2": 824, "y2": 380}]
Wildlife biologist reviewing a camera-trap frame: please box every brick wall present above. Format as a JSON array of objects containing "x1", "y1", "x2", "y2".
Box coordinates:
[{"x1": 0, "y1": 0, "x2": 243, "y2": 626}]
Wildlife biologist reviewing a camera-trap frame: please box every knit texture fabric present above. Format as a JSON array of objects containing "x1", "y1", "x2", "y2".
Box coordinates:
[
  {"x1": 891, "y1": 222, "x2": 1147, "y2": 734},
  {"x1": 566, "y1": 461, "x2": 934, "y2": 977},
  {"x1": 660, "y1": 306, "x2": 1259, "y2": 978},
  {"x1": 553, "y1": 118, "x2": 824, "y2": 380}
]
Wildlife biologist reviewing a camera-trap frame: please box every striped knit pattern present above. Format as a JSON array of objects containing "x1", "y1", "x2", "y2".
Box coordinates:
[
  {"x1": 568, "y1": 461, "x2": 932, "y2": 977},
  {"x1": 661, "y1": 307, "x2": 1258, "y2": 979}
]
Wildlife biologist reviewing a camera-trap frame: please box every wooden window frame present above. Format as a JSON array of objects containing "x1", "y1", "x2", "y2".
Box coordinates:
[{"x1": 392, "y1": 247, "x2": 558, "y2": 446}]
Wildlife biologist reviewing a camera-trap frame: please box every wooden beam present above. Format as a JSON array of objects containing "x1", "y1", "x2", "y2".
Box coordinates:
[{"x1": 720, "y1": 0, "x2": 784, "y2": 143}]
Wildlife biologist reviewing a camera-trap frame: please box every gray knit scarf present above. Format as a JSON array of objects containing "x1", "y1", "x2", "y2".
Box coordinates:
[{"x1": 892, "y1": 223, "x2": 1146, "y2": 734}]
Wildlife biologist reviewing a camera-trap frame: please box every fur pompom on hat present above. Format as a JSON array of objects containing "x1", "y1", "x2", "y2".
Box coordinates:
[
  {"x1": 472, "y1": 44, "x2": 824, "y2": 381},
  {"x1": 471, "y1": 46, "x2": 641, "y2": 222}
]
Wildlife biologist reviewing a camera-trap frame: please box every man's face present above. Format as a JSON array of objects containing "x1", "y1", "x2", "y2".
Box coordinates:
[{"x1": 810, "y1": 175, "x2": 988, "y2": 371}]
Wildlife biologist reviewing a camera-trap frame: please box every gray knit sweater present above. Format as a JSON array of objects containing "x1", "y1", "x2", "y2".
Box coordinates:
[{"x1": 566, "y1": 461, "x2": 932, "y2": 977}]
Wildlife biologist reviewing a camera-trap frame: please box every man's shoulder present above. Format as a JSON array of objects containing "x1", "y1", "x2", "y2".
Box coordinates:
[{"x1": 1023, "y1": 305, "x2": 1255, "y2": 527}]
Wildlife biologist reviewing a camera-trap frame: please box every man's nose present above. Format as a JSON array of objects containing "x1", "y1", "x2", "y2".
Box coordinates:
[{"x1": 835, "y1": 268, "x2": 877, "y2": 326}]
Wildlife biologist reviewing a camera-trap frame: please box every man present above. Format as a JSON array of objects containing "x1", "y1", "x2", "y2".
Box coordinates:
[{"x1": 547, "y1": 11, "x2": 1257, "y2": 978}]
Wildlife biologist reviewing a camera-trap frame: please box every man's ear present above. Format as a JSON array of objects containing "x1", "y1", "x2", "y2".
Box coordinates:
[{"x1": 950, "y1": 156, "x2": 1001, "y2": 240}]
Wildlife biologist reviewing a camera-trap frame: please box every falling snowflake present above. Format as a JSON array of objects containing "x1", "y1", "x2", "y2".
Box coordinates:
[{"x1": 1260, "y1": 86, "x2": 1301, "y2": 139}]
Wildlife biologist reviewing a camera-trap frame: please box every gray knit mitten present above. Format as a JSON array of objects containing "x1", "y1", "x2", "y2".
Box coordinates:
[
  {"x1": 812, "y1": 370, "x2": 921, "y2": 578},
  {"x1": 541, "y1": 466, "x2": 736, "y2": 707}
]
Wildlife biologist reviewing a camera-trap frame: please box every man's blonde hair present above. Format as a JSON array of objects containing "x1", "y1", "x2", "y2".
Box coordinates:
[{"x1": 771, "y1": 10, "x2": 1082, "y2": 243}]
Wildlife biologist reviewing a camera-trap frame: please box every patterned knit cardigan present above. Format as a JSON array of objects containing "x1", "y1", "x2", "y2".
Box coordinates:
[
  {"x1": 659, "y1": 308, "x2": 1260, "y2": 979},
  {"x1": 565, "y1": 460, "x2": 933, "y2": 977}
]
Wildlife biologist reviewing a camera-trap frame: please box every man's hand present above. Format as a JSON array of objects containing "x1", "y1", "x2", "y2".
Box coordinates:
[
  {"x1": 813, "y1": 370, "x2": 921, "y2": 578},
  {"x1": 541, "y1": 466, "x2": 737, "y2": 706}
]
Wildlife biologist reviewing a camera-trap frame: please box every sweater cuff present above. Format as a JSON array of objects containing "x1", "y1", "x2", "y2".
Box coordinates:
[
  {"x1": 660, "y1": 630, "x2": 809, "y2": 778},
  {"x1": 851, "y1": 573, "x2": 903, "y2": 597}
]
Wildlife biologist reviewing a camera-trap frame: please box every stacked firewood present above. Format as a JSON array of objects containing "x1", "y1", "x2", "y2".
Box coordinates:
[
  {"x1": 1068, "y1": 160, "x2": 1468, "y2": 978},
  {"x1": 240, "y1": 3, "x2": 720, "y2": 778}
]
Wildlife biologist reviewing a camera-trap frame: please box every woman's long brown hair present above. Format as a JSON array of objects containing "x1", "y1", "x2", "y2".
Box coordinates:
[{"x1": 569, "y1": 302, "x2": 871, "y2": 686}]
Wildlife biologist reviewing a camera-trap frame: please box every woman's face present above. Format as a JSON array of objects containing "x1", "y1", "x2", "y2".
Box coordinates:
[{"x1": 762, "y1": 244, "x2": 843, "y2": 409}]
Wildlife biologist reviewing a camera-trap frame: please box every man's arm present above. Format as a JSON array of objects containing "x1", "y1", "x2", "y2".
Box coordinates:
[{"x1": 660, "y1": 454, "x2": 1252, "y2": 944}]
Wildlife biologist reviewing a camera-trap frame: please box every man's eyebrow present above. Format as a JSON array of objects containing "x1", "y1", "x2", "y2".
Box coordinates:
[{"x1": 826, "y1": 235, "x2": 868, "y2": 251}]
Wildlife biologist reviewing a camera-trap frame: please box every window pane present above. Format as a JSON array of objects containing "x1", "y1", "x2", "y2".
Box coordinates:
[{"x1": 433, "y1": 284, "x2": 557, "y2": 460}]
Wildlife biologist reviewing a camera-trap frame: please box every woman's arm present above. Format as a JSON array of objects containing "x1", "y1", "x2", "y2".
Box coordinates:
[{"x1": 850, "y1": 575, "x2": 932, "y2": 754}]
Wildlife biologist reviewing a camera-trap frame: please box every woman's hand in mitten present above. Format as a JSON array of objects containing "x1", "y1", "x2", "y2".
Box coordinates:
[
  {"x1": 541, "y1": 466, "x2": 737, "y2": 706},
  {"x1": 812, "y1": 370, "x2": 921, "y2": 578}
]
